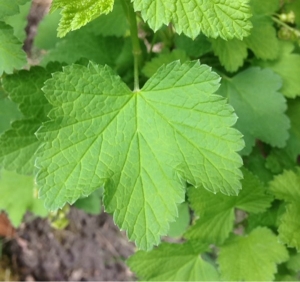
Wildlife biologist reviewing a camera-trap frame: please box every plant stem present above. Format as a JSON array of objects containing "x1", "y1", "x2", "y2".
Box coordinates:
[{"x1": 121, "y1": 0, "x2": 141, "y2": 91}]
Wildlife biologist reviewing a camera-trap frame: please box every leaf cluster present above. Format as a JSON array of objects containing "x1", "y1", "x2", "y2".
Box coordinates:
[{"x1": 0, "y1": 0, "x2": 300, "y2": 280}]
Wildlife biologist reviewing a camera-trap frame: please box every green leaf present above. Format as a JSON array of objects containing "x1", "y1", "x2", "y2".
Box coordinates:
[
  {"x1": 185, "y1": 168, "x2": 273, "y2": 244},
  {"x1": 269, "y1": 168, "x2": 300, "y2": 203},
  {"x1": 83, "y1": 0, "x2": 128, "y2": 37},
  {"x1": 0, "y1": 0, "x2": 29, "y2": 19},
  {"x1": 142, "y1": 50, "x2": 189, "y2": 78},
  {"x1": 4, "y1": 1, "x2": 31, "y2": 42},
  {"x1": 0, "y1": 65, "x2": 61, "y2": 174},
  {"x1": 51, "y1": 0, "x2": 114, "y2": 37},
  {"x1": 210, "y1": 38, "x2": 247, "y2": 72},
  {"x1": 211, "y1": 0, "x2": 279, "y2": 72},
  {"x1": 0, "y1": 169, "x2": 47, "y2": 226},
  {"x1": 167, "y1": 202, "x2": 190, "y2": 238},
  {"x1": 133, "y1": 0, "x2": 252, "y2": 39},
  {"x1": 285, "y1": 98, "x2": 300, "y2": 160},
  {"x1": 175, "y1": 34, "x2": 212, "y2": 58},
  {"x1": 127, "y1": 241, "x2": 219, "y2": 281},
  {"x1": 41, "y1": 29, "x2": 124, "y2": 66},
  {"x1": 265, "y1": 149, "x2": 296, "y2": 175},
  {"x1": 218, "y1": 67, "x2": 290, "y2": 155},
  {"x1": 246, "y1": 201, "x2": 285, "y2": 232},
  {"x1": 36, "y1": 61, "x2": 244, "y2": 250},
  {"x1": 244, "y1": 148, "x2": 274, "y2": 183},
  {"x1": 286, "y1": 252, "x2": 300, "y2": 273},
  {"x1": 255, "y1": 41, "x2": 300, "y2": 98},
  {"x1": 0, "y1": 89, "x2": 22, "y2": 135},
  {"x1": 218, "y1": 227, "x2": 289, "y2": 281},
  {"x1": 244, "y1": 16, "x2": 279, "y2": 60},
  {"x1": 0, "y1": 21, "x2": 27, "y2": 75},
  {"x1": 74, "y1": 187, "x2": 103, "y2": 215},
  {"x1": 269, "y1": 168, "x2": 300, "y2": 250}
]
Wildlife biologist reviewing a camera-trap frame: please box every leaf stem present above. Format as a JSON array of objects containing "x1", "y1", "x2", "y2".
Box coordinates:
[{"x1": 121, "y1": 0, "x2": 141, "y2": 91}]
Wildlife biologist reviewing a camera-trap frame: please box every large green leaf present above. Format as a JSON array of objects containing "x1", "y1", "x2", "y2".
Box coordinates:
[
  {"x1": 51, "y1": 0, "x2": 114, "y2": 37},
  {"x1": 0, "y1": 21, "x2": 27, "y2": 75},
  {"x1": 0, "y1": 169, "x2": 47, "y2": 226},
  {"x1": 269, "y1": 168, "x2": 300, "y2": 250},
  {"x1": 36, "y1": 61, "x2": 243, "y2": 250},
  {"x1": 127, "y1": 241, "x2": 219, "y2": 281},
  {"x1": 133, "y1": 0, "x2": 252, "y2": 39},
  {"x1": 218, "y1": 227, "x2": 289, "y2": 281},
  {"x1": 185, "y1": 168, "x2": 272, "y2": 244},
  {"x1": 218, "y1": 67, "x2": 290, "y2": 155}
]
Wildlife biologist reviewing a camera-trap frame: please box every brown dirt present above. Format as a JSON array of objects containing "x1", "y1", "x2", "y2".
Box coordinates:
[{"x1": 3, "y1": 209, "x2": 135, "y2": 281}]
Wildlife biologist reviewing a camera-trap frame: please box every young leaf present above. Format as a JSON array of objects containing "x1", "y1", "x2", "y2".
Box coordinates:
[
  {"x1": 83, "y1": 0, "x2": 128, "y2": 37},
  {"x1": 269, "y1": 168, "x2": 300, "y2": 250},
  {"x1": 218, "y1": 227, "x2": 289, "y2": 281},
  {"x1": 185, "y1": 169, "x2": 273, "y2": 244},
  {"x1": 0, "y1": 22, "x2": 27, "y2": 75},
  {"x1": 0, "y1": 65, "x2": 62, "y2": 174},
  {"x1": 127, "y1": 241, "x2": 219, "y2": 281},
  {"x1": 0, "y1": 169, "x2": 47, "y2": 226},
  {"x1": 36, "y1": 61, "x2": 244, "y2": 250},
  {"x1": 211, "y1": 0, "x2": 279, "y2": 72},
  {"x1": 210, "y1": 38, "x2": 247, "y2": 72},
  {"x1": 218, "y1": 67, "x2": 290, "y2": 155},
  {"x1": 51, "y1": 0, "x2": 114, "y2": 37},
  {"x1": 133, "y1": 0, "x2": 252, "y2": 39},
  {"x1": 255, "y1": 41, "x2": 300, "y2": 98}
]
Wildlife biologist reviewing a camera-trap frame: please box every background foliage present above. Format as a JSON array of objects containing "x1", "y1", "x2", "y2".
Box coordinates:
[{"x1": 0, "y1": 0, "x2": 300, "y2": 280}]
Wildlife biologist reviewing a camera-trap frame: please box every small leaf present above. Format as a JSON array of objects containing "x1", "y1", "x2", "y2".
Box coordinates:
[
  {"x1": 51, "y1": 0, "x2": 114, "y2": 37},
  {"x1": 218, "y1": 67, "x2": 290, "y2": 155},
  {"x1": 210, "y1": 38, "x2": 247, "y2": 72},
  {"x1": 0, "y1": 22, "x2": 27, "y2": 75},
  {"x1": 218, "y1": 227, "x2": 289, "y2": 281},
  {"x1": 0, "y1": 169, "x2": 47, "y2": 226},
  {"x1": 0, "y1": 0, "x2": 29, "y2": 19},
  {"x1": 269, "y1": 168, "x2": 300, "y2": 250},
  {"x1": 127, "y1": 241, "x2": 219, "y2": 281},
  {"x1": 185, "y1": 168, "x2": 273, "y2": 244},
  {"x1": 167, "y1": 202, "x2": 190, "y2": 238},
  {"x1": 0, "y1": 65, "x2": 62, "y2": 174},
  {"x1": 255, "y1": 41, "x2": 300, "y2": 98}
]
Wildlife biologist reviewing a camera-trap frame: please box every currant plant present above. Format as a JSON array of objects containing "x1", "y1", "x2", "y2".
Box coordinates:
[{"x1": 0, "y1": 0, "x2": 300, "y2": 280}]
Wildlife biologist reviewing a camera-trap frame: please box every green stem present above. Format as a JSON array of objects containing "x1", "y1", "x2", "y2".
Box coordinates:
[
  {"x1": 272, "y1": 16, "x2": 295, "y2": 32},
  {"x1": 121, "y1": 0, "x2": 141, "y2": 91}
]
